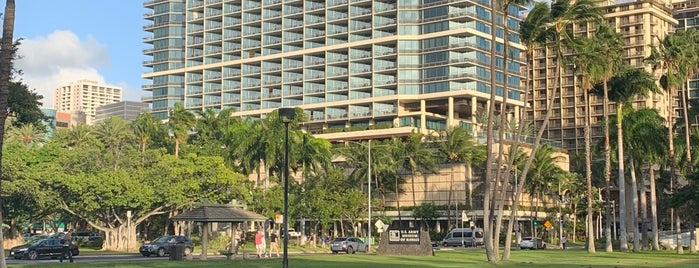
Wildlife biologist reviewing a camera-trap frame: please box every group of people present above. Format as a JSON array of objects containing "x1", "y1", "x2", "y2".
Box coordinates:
[{"x1": 254, "y1": 229, "x2": 280, "y2": 258}]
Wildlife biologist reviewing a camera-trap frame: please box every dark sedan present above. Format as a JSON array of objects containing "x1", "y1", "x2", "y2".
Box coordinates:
[
  {"x1": 9, "y1": 238, "x2": 79, "y2": 260},
  {"x1": 139, "y1": 235, "x2": 193, "y2": 257}
]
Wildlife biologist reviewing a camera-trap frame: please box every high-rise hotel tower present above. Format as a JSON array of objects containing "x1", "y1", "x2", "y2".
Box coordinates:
[{"x1": 143, "y1": 0, "x2": 527, "y2": 139}]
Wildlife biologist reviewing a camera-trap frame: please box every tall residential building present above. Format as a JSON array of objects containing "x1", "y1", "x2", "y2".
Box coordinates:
[
  {"x1": 53, "y1": 79, "x2": 123, "y2": 125},
  {"x1": 530, "y1": 0, "x2": 676, "y2": 152},
  {"x1": 143, "y1": 0, "x2": 186, "y2": 119},
  {"x1": 673, "y1": 0, "x2": 699, "y2": 125},
  {"x1": 95, "y1": 101, "x2": 152, "y2": 123},
  {"x1": 142, "y1": 0, "x2": 528, "y2": 139}
]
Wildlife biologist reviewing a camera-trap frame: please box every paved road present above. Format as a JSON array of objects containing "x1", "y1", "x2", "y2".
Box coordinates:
[{"x1": 5, "y1": 253, "x2": 293, "y2": 265}]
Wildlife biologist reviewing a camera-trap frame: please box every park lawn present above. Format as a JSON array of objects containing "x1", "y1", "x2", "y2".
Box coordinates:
[{"x1": 8, "y1": 250, "x2": 699, "y2": 268}]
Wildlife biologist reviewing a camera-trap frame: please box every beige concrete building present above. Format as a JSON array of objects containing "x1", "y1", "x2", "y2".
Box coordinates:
[
  {"x1": 54, "y1": 80, "x2": 123, "y2": 125},
  {"x1": 531, "y1": 0, "x2": 677, "y2": 152},
  {"x1": 673, "y1": 0, "x2": 699, "y2": 125}
]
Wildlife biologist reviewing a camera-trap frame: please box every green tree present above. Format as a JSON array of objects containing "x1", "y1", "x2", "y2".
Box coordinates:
[
  {"x1": 503, "y1": 2, "x2": 554, "y2": 258},
  {"x1": 412, "y1": 203, "x2": 441, "y2": 230},
  {"x1": 433, "y1": 127, "x2": 485, "y2": 229},
  {"x1": 6, "y1": 123, "x2": 45, "y2": 148},
  {"x1": 8, "y1": 81, "x2": 48, "y2": 130},
  {"x1": 132, "y1": 112, "x2": 158, "y2": 153},
  {"x1": 601, "y1": 67, "x2": 659, "y2": 252},
  {"x1": 94, "y1": 116, "x2": 134, "y2": 169},
  {"x1": 167, "y1": 103, "x2": 195, "y2": 158},
  {"x1": 395, "y1": 133, "x2": 438, "y2": 208},
  {"x1": 646, "y1": 31, "x2": 692, "y2": 254}
]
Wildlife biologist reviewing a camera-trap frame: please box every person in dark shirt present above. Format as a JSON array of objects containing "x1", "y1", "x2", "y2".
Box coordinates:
[
  {"x1": 269, "y1": 231, "x2": 280, "y2": 257},
  {"x1": 60, "y1": 230, "x2": 74, "y2": 263}
]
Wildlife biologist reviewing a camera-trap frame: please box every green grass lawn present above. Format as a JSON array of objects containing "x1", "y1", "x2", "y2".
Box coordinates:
[{"x1": 8, "y1": 249, "x2": 699, "y2": 268}]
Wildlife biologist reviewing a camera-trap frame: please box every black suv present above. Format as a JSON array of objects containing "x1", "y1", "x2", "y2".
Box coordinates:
[{"x1": 139, "y1": 235, "x2": 193, "y2": 257}]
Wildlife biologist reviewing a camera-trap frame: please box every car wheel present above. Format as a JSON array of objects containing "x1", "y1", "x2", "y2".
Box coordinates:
[
  {"x1": 142, "y1": 253, "x2": 150, "y2": 257},
  {"x1": 364, "y1": 246, "x2": 368, "y2": 252},
  {"x1": 27, "y1": 250, "x2": 38, "y2": 260},
  {"x1": 346, "y1": 246, "x2": 354, "y2": 254},
  {"x1": 157, "y1": 247, "x2": 166, "y2": 257},
  {"x1": 184, "y1": 247, "x2": 192, "y2": 256},
  {"x1": 332, "y1": 251, "x2": 337, "y2": 254},
  {"x1": 542, "y1": 244, "x2": 546, "y2": 250},
  {"x1": 442, "y1": 242, "x2": 448, "y2": 247}
]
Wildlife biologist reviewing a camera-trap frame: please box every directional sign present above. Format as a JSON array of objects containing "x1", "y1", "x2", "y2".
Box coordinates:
[
  {"x1": 543, "y1": 220, "x2": 552, "y2": 229},
  {"x1": 375, "y1": 220, "x2": 385, "y2": 230}
]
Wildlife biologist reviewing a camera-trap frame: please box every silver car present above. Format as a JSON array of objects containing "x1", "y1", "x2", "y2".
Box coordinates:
[
  {"x1": 520, "y1": 237, "x2": 546, "y2": 250},
  {"x1": 330, "y1": 237, "x2": 367, "y2": 254}
]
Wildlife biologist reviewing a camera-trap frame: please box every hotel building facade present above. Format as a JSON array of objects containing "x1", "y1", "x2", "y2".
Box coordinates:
[{"x1": 54, "y1": 80, "x2": 123, "y2": 125}]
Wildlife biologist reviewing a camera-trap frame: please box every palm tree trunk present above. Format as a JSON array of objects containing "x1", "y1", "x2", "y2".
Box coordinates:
[
  {"x1": 0, "y1": 1, "x2": 15, "y2": 266},
  {"x1": 603, "y1": 75, "x2": 613, "y2": 253},
  {"x1": 584, "y1": 88, "x2": 595, "y2": 253},
  {"x1": 411, "y1": 173, "x2": 417, "y2": 208},
  {"x1": 483, "y1": 0, "x2": 500, "y2": 260},
  {"x1": 681, "y1": 83, "x2": 695, "y2": 253},
  {"x1": 505, "y1": 35, "x2": 562, "y2": 259},
  {"x1": 446, "y1": 164, "x2": 455, "y2": 229},
  {"x1": 629, "y1": 159, "x2": 640, "y2": 252},
  {"x1": 395, "y1": 176, "x2": 402, "y2": 227},
  {"x1": 617, "y1": 106, "x2": 628, "y2": 252},
  {"x1": 640, "y1": 162, "x2": 649, "y2": 251},
  {"x1": 667, "y1": 87, "x2": 682, "y2": 254},
  {"x1": 174, "y1": 138, "x2": 180, "y2": 158},
  {"x1": 649, "y1": 165, "x2": 659, "y2": 250}
]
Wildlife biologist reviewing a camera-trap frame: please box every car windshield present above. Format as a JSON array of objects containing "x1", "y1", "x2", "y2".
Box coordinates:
[
  {"x1": 521, "y1": 237, "x2": 533, "y2": 241},
  {"x1": 154, "y1": 236, "x2": 173, "y2": 243},
  {"x1": 332, "y1": 238, "x2": 346, "y2": 242}
]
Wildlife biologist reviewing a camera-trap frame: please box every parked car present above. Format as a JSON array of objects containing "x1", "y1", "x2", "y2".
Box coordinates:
[
  {"x1": 519, "y1": 237, "x2": 546, "y2": 250},
  {"x1": 330, "y1": 237, "x2": 368, "y2": 254},
  {"x1": 9, "y1": 238, "x2": 79, "y2": 260},
  {"x1": 139, "y1": 235, "x2": 193, "y2": 257},
  {"x1": 441, "y1": 228, "x2": 484, "y2": 247},
  {"x1": 73, "y1": 231, "x2": 103, "y2": 242}
]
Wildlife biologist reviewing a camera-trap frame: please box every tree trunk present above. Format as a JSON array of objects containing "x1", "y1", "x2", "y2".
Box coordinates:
[
  {"x1": 603, "y1": 76, "x2": 613, "y2": 253},
  {"x1": 667, "y1": 86, "x2": 682, "y2": 255},
  {"x1": 629, "y1": 159, "x2": 640, "y2": 252},
  {"x1": 0, "y1": 1, "x2": 16, "y2": 267},
  {"x1": 174, "y1": 138, "x2": 180, "y2": 158},
  {"x1": 649, "y1": 165, "x2": 660, "y2": 250},
  {"x1": 617, "y1": 105, "x2": 628, "y2": 252},
  {"x1": 483, "y1": 0, "x2": 499, "y2": 260},
  {"x1": 681, "y1": 83, "x2": 693, "y2": 253},
  {"x1": 584, "y1": 87, "x2": 595, "y2": 253},
  {"x1": 446, "y1": 163, "x2": 455, "y2": 229},
  {"x1": 639, "y1": 163, "x2": 649, "y2": 251}
]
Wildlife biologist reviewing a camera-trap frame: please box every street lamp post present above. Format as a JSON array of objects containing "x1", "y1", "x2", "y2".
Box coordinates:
[
  {"x1": 343, "y1": 140, "x2": 372, "y2": 252},
  {"x1": 278, "y1": 108, "x2": 295, "y2": 268}
]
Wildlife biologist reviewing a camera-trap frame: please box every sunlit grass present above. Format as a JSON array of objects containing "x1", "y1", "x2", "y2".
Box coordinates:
[{"x1": 9, "y1": 249, "x2": 699, "y2": 268}]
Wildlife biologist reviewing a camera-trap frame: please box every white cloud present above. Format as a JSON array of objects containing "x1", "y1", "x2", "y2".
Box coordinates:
[{"x1": 15, "y1": 30, "x2": 110, "y2": 108}]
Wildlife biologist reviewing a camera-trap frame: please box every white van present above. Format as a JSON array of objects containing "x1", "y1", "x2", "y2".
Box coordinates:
[{"x1": 442, "y1": 228, "x2": 483, "y2": 247}]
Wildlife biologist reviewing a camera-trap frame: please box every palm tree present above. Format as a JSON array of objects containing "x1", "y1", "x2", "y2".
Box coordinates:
[
  {"x1": 6, "y1": 123, "x2": 45, "y2": 148},
  {"x1": 646, "y1": 32, "x2": 690, "y2": 255},
  {"x1": 587, "y1": 23, "x2": 625, "y2": 253},
  {"x1": 94, "y1": 116, "x2": 133, "y2": 169},
  {"x1": 167, "y1": 103, "x2": 195, "y2": 158},
  {"x1": 0, "y1": 0, "x2": 16, "y2": 265},
  {"x1": 491, "y1": 0, "x2": 532, "y2": 257},
  {"x1": 394, "y1": 133, "x2": 438, "y2": 208},
  {"x1": 619, "y1": 108, "x2": 667, "y2": 251},
  {"x1": 502, "y1": 2, "x2": 553, "y2": 259},
  {"x1": 132, "y1": 112, "x2": 158, "y2": 153},
  {"x1": 524, "y1": 144, "x2": 565, "y2": 233},
  {"x1": 570, "y1": 28, "x2": 608, "y2": 253},
  {"x1": 603, "y1": 67, "x2": 659, "y2": 252},
  {"x1": 434, "y1": 127, "x2": 485, "y2": 229}
]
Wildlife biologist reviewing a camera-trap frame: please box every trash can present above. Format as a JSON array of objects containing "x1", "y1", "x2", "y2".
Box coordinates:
[{"x1": 169, "y1": 242, "x2": 185, "y2": 261}]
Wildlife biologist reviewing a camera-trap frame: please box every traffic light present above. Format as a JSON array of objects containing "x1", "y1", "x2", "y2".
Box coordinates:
[{"x1": 533, "y1": 220, "x2": 539, "y2": 226}]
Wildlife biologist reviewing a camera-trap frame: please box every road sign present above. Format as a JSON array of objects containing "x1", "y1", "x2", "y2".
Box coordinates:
[
  {"x1": 544, "y1": 220, "x2": 552, "y2": 228},
  {"x1": 275, "y1": 214, "x2": 283, "y2": 224},
  {"x1": 461, "y1": 211, "x2": 469, "y2": 222},
  {"x1": 375, "y1": 220, "x2": 385, "y2": 230}
]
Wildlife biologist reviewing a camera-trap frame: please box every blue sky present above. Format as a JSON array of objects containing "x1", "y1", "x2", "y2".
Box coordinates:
[{"x1": 3, "y1": 0, "x2": 146, "y2": 107}]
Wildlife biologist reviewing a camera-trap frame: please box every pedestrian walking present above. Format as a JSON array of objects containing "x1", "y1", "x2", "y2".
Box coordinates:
[
  {"x1": 60, "y1": 229, "x2": 74, "y2": 263},
  {"x1": 269, "y1": 231, "x2": 280, "y2": 257},
  {"x1": 562, "y1": 235, "x2": 567, "y2": 250},
  {"x1": 254, "y1": 230, "x2": 264, "y2": 258}
]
